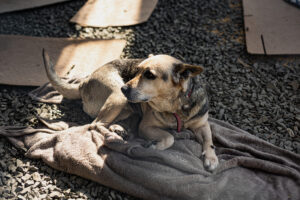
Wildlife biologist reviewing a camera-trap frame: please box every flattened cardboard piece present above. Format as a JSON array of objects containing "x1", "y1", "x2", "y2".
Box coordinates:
[
  {"x1": 243, "y1": 0, "x2": 300, "y2": 55},
  {"x1": 0, "y1": 0, "x2": 71, "y2": 14},
  {"x1": 70, "y1": 0, "x2": 158, "y2": 27},
  {"x1": 0, "y1": 35, "x2": 126, "y2": 86}
]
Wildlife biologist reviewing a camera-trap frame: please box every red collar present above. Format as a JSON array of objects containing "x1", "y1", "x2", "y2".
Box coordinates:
[
  {"x1": 173, "y1": 85, "x2": 193, "y2": 132},
  {"x1": 174, "y1": 113, "x2": 182, "y2": 132}
]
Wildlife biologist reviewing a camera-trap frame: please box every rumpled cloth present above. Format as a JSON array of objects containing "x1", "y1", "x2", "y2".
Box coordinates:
[{"x1": 0, "y1": 80, "x2": 299, "y2": 200}]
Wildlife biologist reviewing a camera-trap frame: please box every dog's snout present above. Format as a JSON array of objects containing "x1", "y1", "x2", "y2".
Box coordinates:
[{"x1": 121, "y1": 85, "x2": 131, "y2": 95}]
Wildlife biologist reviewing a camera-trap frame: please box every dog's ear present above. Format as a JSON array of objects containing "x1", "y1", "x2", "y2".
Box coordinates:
[
  {"x1": 172, "y1": 63, "x2": 204, "y2": 83},
  {"x1": 181, "y1": 64, "x2": 204, "y2": 77}
]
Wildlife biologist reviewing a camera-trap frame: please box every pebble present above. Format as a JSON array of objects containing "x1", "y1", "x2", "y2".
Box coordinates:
[
  {"x1": 17, "y1": 195, "x2": 26, "y2": 200},
  {"x1": 8, "y1": 164, "x2": 17, "y2": 173},
  {"x1": 0, "y1": 0, "x2": 299, "y2": 200},
  {"x1": 110, "y1": 191, "x2": 116, "y2": 199},
  {"x1": 21, "y1": 174, "x2": 31, "y2": 182},
  {"x1": 15, "y1": 186, "x2": 23, "y2": 193},
  {"x1": 286, "y1": 128, "x2": 295, "y2": 137},
  {"x1": 39, "y1": 194, "x2": 47, "y2": 199},
  {"x1": 16, "y1": 159, "x2": 23, "y2": 167},
  {"x1": 25, "y1": 180, "x2": 34, "y2": 186},
  {"x1": 75, "y1": 24, "x2": 82, "y2": 31},
  {"x1": 19, "y1": 187, "x2": 31, "y2": 195},
  {"x1": 32, "y1": 172, "x2": 41, "y2": 182},
  {"x1": 28, "y1": 166, "x2": 38, "y2": 172},
  {"x1": 49, "y1": 191, "x2": 61, "y2": 198}
]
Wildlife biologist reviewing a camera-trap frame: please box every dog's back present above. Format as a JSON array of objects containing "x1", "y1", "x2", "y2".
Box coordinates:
[{"x1": 79, "y1": 59, "x2": 144, "y2": 118}]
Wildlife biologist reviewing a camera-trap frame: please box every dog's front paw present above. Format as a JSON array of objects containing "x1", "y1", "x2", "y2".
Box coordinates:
[
  {"x1": 109, "y1": 124, "x2": 127, "y2": 138},
  {"x1": 202, "y1": 150, "x2": 219, "y2": 171}
]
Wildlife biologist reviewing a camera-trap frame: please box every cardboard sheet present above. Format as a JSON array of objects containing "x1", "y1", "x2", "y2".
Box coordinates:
[
  {"x1": 0, "y1": 0, "x2": 71, "y2": 14},
  {"x1": 70, "y1": 0, "x2": 158, "y2": 27},
  {"x1": 0, "y1": 35, "x2": 126, "y2": 86},
  {"x1": 243, "y1": 0, "x2": 300, "y2": 55}
]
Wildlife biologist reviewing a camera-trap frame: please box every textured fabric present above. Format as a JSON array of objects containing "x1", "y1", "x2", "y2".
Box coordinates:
[
  {"x1": 1, "y1": 117, "x2": 300, "y2": 200},
  {"x1": 1, "y1": 81, "x2": 299, "y2": 200}
]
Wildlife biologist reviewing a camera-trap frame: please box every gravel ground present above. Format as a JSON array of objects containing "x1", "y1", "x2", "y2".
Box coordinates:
[{"x1": 0, "y1": 0, "x2": 299, "y2": 199}]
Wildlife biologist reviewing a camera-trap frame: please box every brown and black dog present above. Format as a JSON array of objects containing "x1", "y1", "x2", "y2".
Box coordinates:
[
  {"x1": 121, "y1": 55, "x2": 218, "y2": 171},
  {"x1": 43, "y1": 51, "x2": 218, "y2": 171}
]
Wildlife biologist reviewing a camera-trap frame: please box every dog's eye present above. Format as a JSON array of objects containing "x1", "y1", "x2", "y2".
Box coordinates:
[{"x1": 144, "y1": 70, "x2": 156, "y2": 80}]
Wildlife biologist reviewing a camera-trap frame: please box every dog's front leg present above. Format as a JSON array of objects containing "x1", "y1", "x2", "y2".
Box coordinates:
[
  {"x1": 139, "y1": 126, "x2": 174, "y2": 150},
  {"x1": 192, "y1": 121, "x2": 218, "y2": 171}
]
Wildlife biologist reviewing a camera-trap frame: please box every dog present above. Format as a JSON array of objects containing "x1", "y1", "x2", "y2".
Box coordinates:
[
  {"x1": 42, "y1": 49, "x2": 143, "y2": 132},
  {"x1": 121, "y1": 55, "x2": 218, "y2": 171},
  {"x1": 43, "y1": 50, "x2": 218, "y2": 171}
]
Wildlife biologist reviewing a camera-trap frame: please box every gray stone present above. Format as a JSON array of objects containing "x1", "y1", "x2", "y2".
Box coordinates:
[
  {"x1": 49, "y1": 191, "x2": 61, "y2": 198},
  {"x1": 8, "y1": 164, "x2": 17, "y2": 173},
  {"x1": 0, "y1": 0, "x2": 299, "y2": 199},
  {"x1": 16, "y1": 159, "x2": 23, "y2": 167},
  {"x1": 32, "y1": 172, "x2": 41, "y2": 182},
  {"x1": 17, "y1": 195, "x2": 26, "y2": 200},
  {"x1": 19, "y1": 187, "x2": 31, "y2": 195},
  {"x1": 287, "y1": 128, "x2": 295, "y2": 137},
  {"x1": 15, "y1": 186, "x2": 23, "y2": 193},
  {"x1": 21, "y1": 174, "x2": 31, "y2": 182},
  {"x1": 25, "y1": 180, "x2": 34, "y2": 187},
  {"x1": 28, "y1": 166, "x2": 38, "y2": 172}
]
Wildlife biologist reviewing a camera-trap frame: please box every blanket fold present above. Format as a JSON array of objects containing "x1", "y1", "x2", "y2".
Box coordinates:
[{"x1": 1, "y1": 81, "x2": 299, "y2": 200}]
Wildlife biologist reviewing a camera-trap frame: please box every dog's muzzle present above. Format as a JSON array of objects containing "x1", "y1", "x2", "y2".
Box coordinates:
[
  {"x1": 121, "y1": 85, "x2": 131, "y2": 97},
  {"x1": 121, "y1": 85, "x2": 148, "y2": 102},
  {"x1": 121, "y1": 85, "x2": 136, "y2": 101}
]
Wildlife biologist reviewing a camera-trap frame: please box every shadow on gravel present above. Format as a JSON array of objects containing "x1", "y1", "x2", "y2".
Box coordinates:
[{"x1": 0, "y1": 0, "x2": 299, "y2": 199}]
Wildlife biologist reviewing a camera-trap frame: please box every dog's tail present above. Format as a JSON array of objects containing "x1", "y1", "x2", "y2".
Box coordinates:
[{"x1": 42, "y1": 49, "x2": 80, "y2": 99}]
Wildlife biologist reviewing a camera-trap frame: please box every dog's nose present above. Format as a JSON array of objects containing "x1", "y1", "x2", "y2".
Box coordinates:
[{"x1": 121, "y1": 85, "x2": 131, "y2": 95}]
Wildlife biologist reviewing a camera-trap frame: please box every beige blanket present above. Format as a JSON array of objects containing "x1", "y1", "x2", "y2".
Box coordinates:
[{"x1": 0, "y1": 82, "x2": 299, "y2": 200}]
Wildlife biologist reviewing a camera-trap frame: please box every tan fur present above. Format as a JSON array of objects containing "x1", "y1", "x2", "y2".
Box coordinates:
[
  {"x1": 123, "y1": 55, "x2": 218, "y2": 171},
  {"x1": 42, "y1": 50, "x2": 141, "y2": 130},
  {"x1": 43, "y1": 50, "x2": 218, "y2": 171}
]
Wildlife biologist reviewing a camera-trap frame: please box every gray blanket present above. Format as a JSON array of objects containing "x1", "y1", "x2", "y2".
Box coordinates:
[{"x1": 0, "y1": 82, "x2": 299, "y2": 200}]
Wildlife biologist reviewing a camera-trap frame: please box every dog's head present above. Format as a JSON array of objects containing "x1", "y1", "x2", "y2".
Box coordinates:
[{"x1": 121, "y1": 54, "x2": 203, "y2": 111}]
